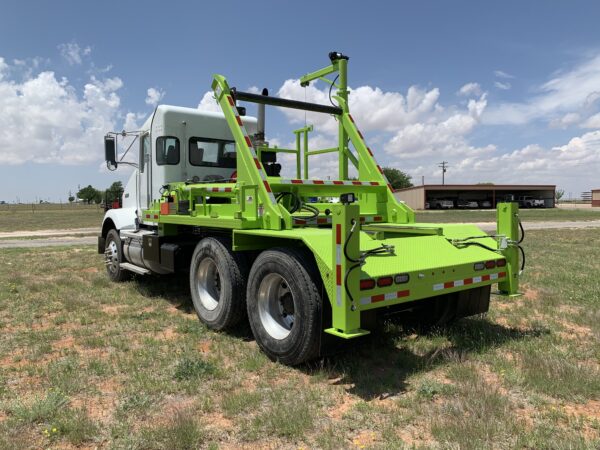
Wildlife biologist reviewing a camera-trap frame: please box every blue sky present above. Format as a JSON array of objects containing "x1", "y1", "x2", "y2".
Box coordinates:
[{"x1": 1, "y1": 0, "x2": 599, "y2": 202}]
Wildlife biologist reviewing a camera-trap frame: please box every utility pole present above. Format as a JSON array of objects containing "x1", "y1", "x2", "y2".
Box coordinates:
[{"x1": 438, "y1": 161, "x2": 448, "y2": 185}]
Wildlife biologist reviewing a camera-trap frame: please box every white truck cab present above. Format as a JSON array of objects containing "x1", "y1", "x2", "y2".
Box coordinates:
[{"x1": 102, "y1": 105, "x2": 257, "y2": 235}]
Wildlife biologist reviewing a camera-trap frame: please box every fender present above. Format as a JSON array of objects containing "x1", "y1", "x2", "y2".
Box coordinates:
[{"x1": 101, "y1": 207, "x2": 137, "y2": 236}]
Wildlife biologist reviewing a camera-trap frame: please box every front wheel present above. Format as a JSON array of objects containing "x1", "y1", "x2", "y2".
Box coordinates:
[
  {"x1": 105, "y1": 229, "x2": 130, "y2": 282},
  {"x1": 246, "y1": 248, "x2": 322, "y2": 365}
]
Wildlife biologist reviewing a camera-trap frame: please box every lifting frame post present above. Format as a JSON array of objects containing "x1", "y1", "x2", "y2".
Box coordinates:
[
  {"x1": 325, "y1": 203, "x2": 370, "y2": 338},
  {"x1": 496, "y1": 202, "x2": 521, "y2": 297}
]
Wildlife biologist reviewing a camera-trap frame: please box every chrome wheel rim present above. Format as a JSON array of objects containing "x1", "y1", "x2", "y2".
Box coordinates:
[
  {"x1": 195, "y1": 258, "x2": 221, "y2": 311},
  {"x1": 257, "y1": 273, "x2": 294, "y2": 340},
  {"x1": 106, "y1": 240, "x2": 119, "y2": 274}
]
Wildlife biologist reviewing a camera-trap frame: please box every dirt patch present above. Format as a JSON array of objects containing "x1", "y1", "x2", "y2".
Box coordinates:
[
  {"x1": 101, "y1": 304, "x2": 122, "y2": 315},
  {"x1": 351, "y1": 430, "x2": 378, "y2": 448},
  {"x1": 204, "y1": 412, "x2": 234, "y2": 431},
  {"x1": 327, "y1": 393, "x2": 358, "y2": 420},
  {"x1": 71, "y1": 377, "x2": 120, "y2": 423},
  {"x1": 395, "y1": 423, "x2": 435, "y2": 448},
  {"x1": 157, "y1": 327, "x2": 178, "y2": 341},
  {"x1": 53, "y1": 335, "x2": 76, "y2": 350},
  {"x1": 557, "y1": 320, "x2": 593, "y2": 340},
  {"x1": 197, "y1": 340, "x2": 212, "y2": 354},
  {"x1": 477, "y1": 364, "x2": 509, "y2": 396},
  {"x1": 522, "y1": 286, "x2": 540, "y2": 302},
  {"x1": 563, "y1": 399, "x2": 600, "y2": 421}
]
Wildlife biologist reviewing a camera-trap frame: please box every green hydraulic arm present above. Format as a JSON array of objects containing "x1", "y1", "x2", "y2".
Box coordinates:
[{"x1": 211, "y1": 75, "x2": 287, "y2": 230}]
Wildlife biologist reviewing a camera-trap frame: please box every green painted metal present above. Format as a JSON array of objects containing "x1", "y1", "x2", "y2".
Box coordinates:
[
  {"x1": 325, "y1": 204, "x2": 369, "y2": 338},
  {"x1": 497, "y1": 202, "x2": 522, "y2": 296},
  {"x1": 138, "y1": 53, "x2": 523, "y2": 338}
]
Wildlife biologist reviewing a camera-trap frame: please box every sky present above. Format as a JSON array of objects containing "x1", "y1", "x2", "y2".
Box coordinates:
[{"x1": 1, "y1": 0, "x2": 599, "y2": 202}]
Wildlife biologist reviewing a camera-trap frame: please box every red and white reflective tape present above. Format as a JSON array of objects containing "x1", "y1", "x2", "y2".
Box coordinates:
[
  {"x1": 360, "y1": 215, "x2": 383, "y2": 223},
  {"x1": 279, "y1": 179, "x2": 379, "y2": 186},
  {"x1": 293, "y1": 216, "x2": 332, "y2": 225},
  {"x1": 360, "y1": 289, "x2": 410, "y2": 305},
  {"x1": 209, "y1": 187, "x2": 233, "y2": 193},
  {"x1": 433, "y1": 272, "x2": 506, "y2": 291},
  {"x1": 227, "y1": 95, "x2": 278, "y2": 205},
  {"x1": 335, "y1": 223, "x2": 342, "y2": 307}
]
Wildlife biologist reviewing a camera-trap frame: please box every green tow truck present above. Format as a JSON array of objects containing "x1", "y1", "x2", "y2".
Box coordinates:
[{"x1": 100, "y1": 52, "x2": 523, "y2": 365}]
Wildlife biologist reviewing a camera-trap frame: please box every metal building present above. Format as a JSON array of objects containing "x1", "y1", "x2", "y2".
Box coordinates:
[
  {"x1": 593, "y1": 189, "x2": 600, "y2": 207},
  {"x1": 394, "y1": 184, "x2": 556, "y2": 210}
]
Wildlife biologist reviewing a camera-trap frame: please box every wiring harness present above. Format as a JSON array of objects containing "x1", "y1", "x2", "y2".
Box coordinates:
[
  {"x1": 448, "y1": 214, "x2": 526, "y2": 274},
  {"x1": 343, "y1": 219, "x2": 395, "y2": 308},
  {"x1": 276, "y1": 191, "x2": 320, "y2": 220}
]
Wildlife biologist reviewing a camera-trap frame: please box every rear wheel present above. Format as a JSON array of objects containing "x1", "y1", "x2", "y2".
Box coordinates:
[
  {"x1": 246, "y1": 248, "x2": 322, "y2": 365},
  {"x1": 105, "y1": 229, "x2": 130, "y2": 282},
  {"x1": 189, "y1": 237, "x2": 248, "y2": 330}
]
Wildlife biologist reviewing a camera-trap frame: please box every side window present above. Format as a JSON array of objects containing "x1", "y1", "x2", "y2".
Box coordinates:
[
  {"x1": 140, "y1": 134, "x2": 150, "y2": 172},
  {"x1": 156, "y1": 136, "x2": 180, "y2": 165},
  {"x1": 189, "y1": 137, "x2": 236, "y2": 168}
]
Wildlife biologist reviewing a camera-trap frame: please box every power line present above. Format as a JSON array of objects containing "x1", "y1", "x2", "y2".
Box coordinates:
[{"x1": 438, "y1": 161, "x2": 448, "y2": 185}]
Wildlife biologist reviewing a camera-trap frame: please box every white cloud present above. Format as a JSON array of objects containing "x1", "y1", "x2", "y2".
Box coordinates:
[
  {"x1": 549, "y1": 112, "x2": 580, "y2": 129},
  {"x1": 58, "y1": 42, "x2": 91, "y2": 65},
  {"x1": 581, "y1": 112, "x2": 600, "y2": 129},
  {"x1": 494, "y1": 81, "x2": 511, "y2": 90},
  {"x1": 277, "y1": 79, "x2": 441, "y2": 135},
  {"x1": 197, "y1": 90, "x2": 222, "y2": 112},
  {"x1": 485, "y1": 54, "x2": 600, "y2": 126},
  {"x1": 443, "y1": 131, "x2": 600, "y2": 188},
  {"x1": 145, "y1": 87, "x2": 165, "y2": 106},
  {"x1": 457, "y1": 82, "x2": 482, "y2": 97},
  {"x1": 494, "y1": 70, "x2": 514, "y2": 79},
  {"x1": 0, "y1": 58, "x2": 124, "y2": 165}
]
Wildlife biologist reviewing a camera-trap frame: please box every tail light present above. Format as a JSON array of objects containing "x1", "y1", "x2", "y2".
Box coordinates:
[
  {"x1": 496, "y1": 259, "x2": 507, "y2": 267},
  {"x1": 474, "y1": 262, "x2": 485, "y2": 271},
  {"x1": 360, "y1": 279, "x2": 375, "y2": 290},
  {"x1": 377, "y1": 276, "x2": 393, "y2": 287},
  {"x1": 485, "y1": 260, "x2": 496, "y2": 269}
]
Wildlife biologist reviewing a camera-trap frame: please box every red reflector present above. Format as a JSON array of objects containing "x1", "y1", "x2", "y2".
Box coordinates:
[
  {"x1": 377, "y1": 276, "x2": 393, "y2": 287},
  {"x1": 360, "y1": 279, "x2": 376, "y2": 290},
  {"x1": 485, "y1": 260, "x2": 496, "y2": 269},
  {"x1": 496, "y1": 259, "x2": 507, "y2": 267}
]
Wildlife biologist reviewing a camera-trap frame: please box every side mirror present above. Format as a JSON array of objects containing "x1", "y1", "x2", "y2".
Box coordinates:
[{"x1": 104, "y1": 135, "x2": 117, "y2": 167}]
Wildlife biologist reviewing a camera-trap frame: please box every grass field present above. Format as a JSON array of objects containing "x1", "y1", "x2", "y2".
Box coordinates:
[
  {"x1": 0, "y1": 204, "x2": 104, "y2": 232},
  {"x1": 1, "y1": 203, "x2": 599, "y2": 234},
  {"x1": 0, "y1": 229, "x2": 598, "y2": 449}
]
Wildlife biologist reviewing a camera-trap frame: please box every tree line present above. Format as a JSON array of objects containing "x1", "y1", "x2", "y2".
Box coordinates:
[{"x1": 72, "y1": 182, "x2": 124, "y2": 205}]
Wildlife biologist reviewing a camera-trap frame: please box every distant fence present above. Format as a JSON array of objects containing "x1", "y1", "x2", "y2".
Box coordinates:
[{"x1": 0, "y1": 203, "x2": 104, "y2": 213}]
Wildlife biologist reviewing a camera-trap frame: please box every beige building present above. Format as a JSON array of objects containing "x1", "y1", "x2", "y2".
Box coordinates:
[
  {"x1": 394, "y1": 184, "x2": 556, "y2": 210},
  {"x1": 593, "y1": 189, "x2": 600, "y2": 207}
]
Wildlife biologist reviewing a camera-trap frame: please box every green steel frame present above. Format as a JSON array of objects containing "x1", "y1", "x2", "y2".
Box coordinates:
[{"x1": 141, "y1": 54, "x2": 523, "y2": 338}]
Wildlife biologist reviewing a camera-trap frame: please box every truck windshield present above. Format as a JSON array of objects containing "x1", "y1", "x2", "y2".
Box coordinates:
[{"x1": 189, "y1": 137, "x2": 236, "y2": 168}]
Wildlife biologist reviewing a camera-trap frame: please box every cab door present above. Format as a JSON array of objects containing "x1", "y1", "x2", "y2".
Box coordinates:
[{"x1": 138, "y1": 133, "x2": 151, "y2": 211}]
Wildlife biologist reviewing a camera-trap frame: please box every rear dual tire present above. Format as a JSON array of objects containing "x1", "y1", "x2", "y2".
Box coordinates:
[
  {"x1": 189, "y1": 237, "x2": 248, "y2": 331},
  {"x1": 246, "y1": 248, "x2": 322, "y2": 366}
]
